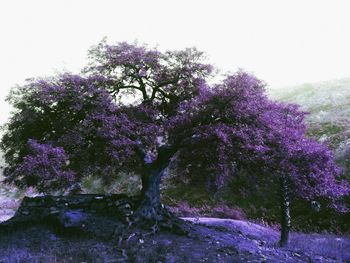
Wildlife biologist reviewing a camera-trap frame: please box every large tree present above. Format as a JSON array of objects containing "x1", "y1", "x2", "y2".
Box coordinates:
[{"x1": 1, "y1": 41, "x2": 348, "y2": 245}]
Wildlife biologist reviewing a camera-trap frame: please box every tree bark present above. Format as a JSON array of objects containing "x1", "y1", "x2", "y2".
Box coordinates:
[
  {"x1": 134, "y1": 145, "x2": 176, "y2": 222},
  {"x1": 136, "y1": 165, "x2": 164, "y2": 220},
  {"x1": 279, "y1": 176, "x2": 291, "y2": 247}
]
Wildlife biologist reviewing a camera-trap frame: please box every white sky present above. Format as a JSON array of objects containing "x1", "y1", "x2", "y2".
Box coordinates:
[{"x1": 1, "y1": 0, "x2": 350, "y2": 125}]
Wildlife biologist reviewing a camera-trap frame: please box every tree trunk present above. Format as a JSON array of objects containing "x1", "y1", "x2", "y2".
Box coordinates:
[
  {"x1": 134, "y1": 163, "x2": 189, "y2": 235},
  {"x1": 136, "y1": 165, "x2": 164, "y2": 221},
  {"x1": 134, "y1": 145, "x2": 176, "y2": 222},
  {"x1": 279, "y1": 176, "x2": 291, "y2": 247}
]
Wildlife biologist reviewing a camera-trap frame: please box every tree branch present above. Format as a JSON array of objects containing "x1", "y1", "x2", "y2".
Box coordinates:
[{"x1": 150, "y1": 75, "x2": 181, "y2": 101}]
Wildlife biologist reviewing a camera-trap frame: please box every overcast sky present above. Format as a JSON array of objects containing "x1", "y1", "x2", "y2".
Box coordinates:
[{"x1": 1, "y1": 0, "x2": 350, "y2": 125}]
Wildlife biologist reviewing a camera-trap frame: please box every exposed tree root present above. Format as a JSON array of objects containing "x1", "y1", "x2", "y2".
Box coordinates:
[
  {"x1": 132, "y1": 204, "x2": 193, "y2": 235},
  {"x1": 114, "y1": 204, "x2": 194, "y2": 246}
]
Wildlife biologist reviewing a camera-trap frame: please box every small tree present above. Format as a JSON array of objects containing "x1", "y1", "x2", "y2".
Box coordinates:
[{"x1": 1, "y1": 41, "x2": 348, "y2": 243}]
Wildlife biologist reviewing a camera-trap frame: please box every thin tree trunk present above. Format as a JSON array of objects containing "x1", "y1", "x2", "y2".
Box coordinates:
[{"x1": 279, "y1": 176, "x2": 291, "y2": 247}]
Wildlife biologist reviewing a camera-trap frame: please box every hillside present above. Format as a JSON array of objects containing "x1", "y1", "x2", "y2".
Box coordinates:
[
  {"x1": 268, "y1": 79, "x2": 350, "y2": 174},
  {"x1": 268, "y1": 78, "x2": 350, "y2": 125}
]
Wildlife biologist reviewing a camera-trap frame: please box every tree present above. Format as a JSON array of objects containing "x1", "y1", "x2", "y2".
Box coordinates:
[
  {"x1": 168, "y1": 72, "x2": 349, "y2": 245},
  {"x1": 1, "y1": 41, "x2": 349, "y2": 244},
  {"x1": 1, "y1": 41, "x2": 212, "y2": 229}
]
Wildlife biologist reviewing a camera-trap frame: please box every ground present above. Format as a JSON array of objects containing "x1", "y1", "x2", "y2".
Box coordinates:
[
  {"x1": 0, "y1": 215, "x2": 349, "y2": 262},
  {"x1": 0, "y1": 194, "x2": 349, "y2": 262}
]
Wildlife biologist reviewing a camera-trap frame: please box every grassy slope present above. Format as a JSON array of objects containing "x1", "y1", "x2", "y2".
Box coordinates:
[
  {"x1": 268, "y1": 79, "x2": 350, "y2": 123},
  {"x1": 268, "y1": 78, "x2": 350, "y2": 149}
]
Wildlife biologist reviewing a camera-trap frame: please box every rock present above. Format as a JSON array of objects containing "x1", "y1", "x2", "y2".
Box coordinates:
[
  {"x1": 57, "y1": 209, "x2": 87, "y2": 228},
  {"x1": 0, "y1": 194, "x2": 137, "y2": 238}
]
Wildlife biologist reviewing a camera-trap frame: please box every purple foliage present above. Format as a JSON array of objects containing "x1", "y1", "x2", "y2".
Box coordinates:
[
  {"x1": 1, "y1": 42, "x2": 348, "y2": 212},
  {"x1": 11, "y1": 139, "x2": 75, "y2": 193},
  {"x1": 169, "y1": 71, "x2": 349, "y2": 205},
  {"x1": 1, "y1": 73, "x2": 161, "y2": 191}
]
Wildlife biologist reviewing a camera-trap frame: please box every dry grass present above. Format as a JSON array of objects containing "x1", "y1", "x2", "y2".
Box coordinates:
[
  {"x1": 0, "y1": 244, "x2": 117, "y2": 263},
  {"x1": 288, "y1": 232, "x2": 350, "y2": 261},
  {"x1": 185, "y1": 217, "x2": 350, "y2": 262}
]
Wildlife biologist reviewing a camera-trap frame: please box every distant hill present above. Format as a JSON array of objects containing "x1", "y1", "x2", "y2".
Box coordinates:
[
  {"x1": 268, "y1": 79, "x2": 350, "y2": 125},
  {"x1": 268, "y1": 79, "x2": 350, "y2": 175}
]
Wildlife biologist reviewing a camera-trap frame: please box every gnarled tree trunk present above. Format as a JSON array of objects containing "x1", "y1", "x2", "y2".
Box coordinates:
[
  {"x1": 135, "y1": 164, "x2": 164, "y2": 221},
  {"x1": 279, "y1": 176, "x2": 291, "y2": 247},
  {"x1": 133, "y1": 145, "x2": 176, "y2": 223},
  {"x1": 130, "y1": 144, "x2": 191, "y2": 235}
]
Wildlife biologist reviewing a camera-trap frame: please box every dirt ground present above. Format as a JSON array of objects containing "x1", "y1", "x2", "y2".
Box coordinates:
[{"x1": 0, "y1": 215, "x2": 349, "y2": 263}]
